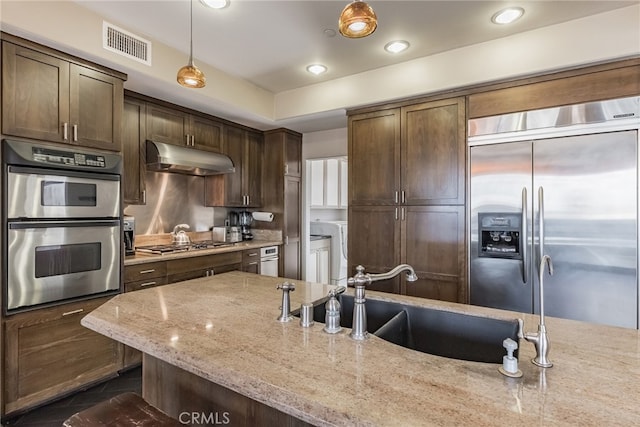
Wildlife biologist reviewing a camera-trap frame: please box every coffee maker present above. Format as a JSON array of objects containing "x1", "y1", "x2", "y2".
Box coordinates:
[
  {"x1": 123, "y1": 216, "x2": 135, "y2": 256},
  {"x1": 238, "y1": 210, "x2": 253, "y2": 240}
]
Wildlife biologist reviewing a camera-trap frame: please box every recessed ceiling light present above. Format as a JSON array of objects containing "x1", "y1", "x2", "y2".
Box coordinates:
[
  {"x1": 384, "y1": 40, "x2": 410, "y2": 54},
  {"x1": 491, "y1": 7, "x2": 524, "y2": 25},
  {"x1": 200, "y1": 0, "x2": 229, "y2": 9},
  {"x1": 306, "y1": 64, "x2": 327, "y2": 75}
]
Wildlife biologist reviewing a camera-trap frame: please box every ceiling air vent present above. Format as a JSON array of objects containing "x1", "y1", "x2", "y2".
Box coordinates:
[{"x1": 103, "y1": 21, "x2": 152, "y2": 66}]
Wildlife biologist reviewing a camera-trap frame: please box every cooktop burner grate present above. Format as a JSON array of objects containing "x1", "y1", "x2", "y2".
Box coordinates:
[{"x1": 135, "y1": 241, "x2": 234, "y2": 255}]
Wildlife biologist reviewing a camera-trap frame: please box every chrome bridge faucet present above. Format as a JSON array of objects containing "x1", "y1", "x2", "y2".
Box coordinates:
[
  {"x1": 347, "y1": 264, "x2": 418, "y2": 340},
  {"x1": 522, "y1": 255, "x2": 554, "y2": 367}
]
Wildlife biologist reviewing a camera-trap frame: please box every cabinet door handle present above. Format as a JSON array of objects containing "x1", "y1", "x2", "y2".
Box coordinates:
[
  {"x1": 248, "y1": 261, "x2": 258, "y2": 265},
  {"x1": 63, "y1": 122, "x2": 68, "y2": 140},
  {"x1": 73, "y1": 124, "x2": 78, "y2": 142},
  {"x1": 285, "y1": 236, "x2": 289, "y2": 245},
  {"x1": 401, "y1": 190, "x2": 406, "y2": 204},
  {"x1": 247, "y1": 253, "x2": 258, "y2": 257},
  {"x1": 401, "y1": 207, "x2": 406, "y2": 221},
  {"x1": 394, "y1": 191, "x2": 399, "y2": 204},
  {"x1": 186, "y1": 135, "x2": 190, "y2": 146},
  {"x1": 62, "y1": 308, "x2": 84, "y2": 317},
  {"x1": 284, "y1": 164, "x2": 289, "y2": 175},
  {"x1": 191, "y1": 135, "x2": 195, "y2": 146},
  {"x1": 139, "y1": 269, "x2": 155, "y2": 274},
  {"x1": 140, "y1": 281, "x2": 156, "y2": 287},
  {"x1": 395, "y1": 207, "x2": 399, "y2": 221},
  {"x1": 142, "y1": 190, "x2": 146, "y2": 204}
]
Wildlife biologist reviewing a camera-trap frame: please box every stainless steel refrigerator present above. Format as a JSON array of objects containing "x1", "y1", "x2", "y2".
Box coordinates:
[{"x1": 469, "y1": 97, "x2": 639, "y2": 329}]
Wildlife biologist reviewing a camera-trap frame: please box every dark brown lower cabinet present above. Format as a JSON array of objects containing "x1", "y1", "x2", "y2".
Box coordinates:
[
  {"x1": 348, "y1": 206, "x2": 401, "y2": 293},
  {"x1": 401, "y1": 205, "x2": 465, "y2": 303},
  {"x1": 3, "y1": 297, "x2": 122, "y2": 416},
  {"x1": 348, "y1": 205, "x2": 465, "y2": 302},
  {"x1": 143, "y1": 354, "x2": 311, "y2": 426},
  {"x1": 242, "y1": 248, "x2": 260, "y2": 274}
]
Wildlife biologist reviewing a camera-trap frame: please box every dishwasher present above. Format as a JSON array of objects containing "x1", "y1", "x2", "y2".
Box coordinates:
[{"x1": 260, "y1": 246, "x2": 279, "y2": 277}]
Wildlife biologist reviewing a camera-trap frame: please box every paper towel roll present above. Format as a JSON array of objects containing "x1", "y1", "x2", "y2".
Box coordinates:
[{"x1": 252, "y1": 211, "x2": 274, "y2": 222}]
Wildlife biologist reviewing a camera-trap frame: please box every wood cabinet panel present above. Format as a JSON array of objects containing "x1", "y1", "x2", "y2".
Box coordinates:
[
  {"x1": 401, "y1": 98, "x2": 466, "y2": 205},
  {"x1": 3, "y1": 297, "x2": 121, "y2": 415},
  {"x1": 124, "y1": 261, "x2": 167, "y2": 283},
  {"x1": 2, "y1": 41, "x2": 69, "y2": 142},
  {"x1": 122, "y1": 97, "x2": 146, "y2": 204},
  {"x1": 70, "y1": 64, "x2": 123, "y2": 151},
  {"x1": 468, "y1": 64, "x2": 640, "y2": 119},
  {"x1": 284, "y1": 131, "x2": 302, "y2": 177},
  {"x1": 348, "y1": 206, "x2": 401, "y2": 294},
  {"x1": 245, "y1": 131, "x2": 263, "y2": 207},
  {"x1": 191, "y1": 115, "x2": 223, "y2": 153},
  {"x1": 205, "y1": 127, "x2": 262, "y2": 207},
  {"x1": 401, "y1": 206, "x2": 465, "y2": 302},
  {"x1": 1, "y1": 38, "x2": 124, "y2": 151},
  {"x1": 125, "y1": 276, "x2": 169, "y2": 293},
  {"x1": 348, "y1": 97, "x2": 466, "y2": 302},
  {"x1": 242, "y1": 249, "x2": 260, "y2": 274},
  {"x1": 262, "y1": 129, "x2": 302, "y2": 280},
  {"x1": 146, "y1": 102, "x2": 188, "y2": 145},
  {"x1": 348, "y1": 109, "x2": 400, "y2": 206},
  {"x1": 167, "y1": 252, "x2": 242, "y2": 277}
]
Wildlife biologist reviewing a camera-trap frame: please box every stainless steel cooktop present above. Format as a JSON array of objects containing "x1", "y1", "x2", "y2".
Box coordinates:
[{"x1": 135, "y1": 241, "x2": 234, "y2": 255}]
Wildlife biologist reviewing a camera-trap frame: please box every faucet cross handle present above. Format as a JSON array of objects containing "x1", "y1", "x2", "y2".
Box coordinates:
[{"x1": 276, "y1": 282, "x2": 296, "y2": 292}]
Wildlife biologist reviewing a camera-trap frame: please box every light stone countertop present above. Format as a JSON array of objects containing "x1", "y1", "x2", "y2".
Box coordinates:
[{"x1": 82, "y1": 271, "x2": 640, "y2": 426}]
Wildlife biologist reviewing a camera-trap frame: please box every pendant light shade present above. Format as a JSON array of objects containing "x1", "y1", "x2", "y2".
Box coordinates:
[
  {"x1": 339, "y1": 0, "x2": 377, "y2": 38},
  {"x1": 177, "y1": 0, "x2": 206, "y2": 88}
]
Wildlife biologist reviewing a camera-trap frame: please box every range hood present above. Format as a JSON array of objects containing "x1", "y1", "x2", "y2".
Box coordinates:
[{"x1": 146, "y1": 140, "x2": 235, "y2": 176}]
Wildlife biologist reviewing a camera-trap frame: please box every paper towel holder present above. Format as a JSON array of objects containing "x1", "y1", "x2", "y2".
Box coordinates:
[{"x1": 253, "y1": 212, "x2": 274, "y2": 222}]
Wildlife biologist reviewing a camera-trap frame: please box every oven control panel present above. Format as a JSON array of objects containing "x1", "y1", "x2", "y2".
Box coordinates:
[{"x1": 32, "y1": 147, "x2": 106, "y2": 168}]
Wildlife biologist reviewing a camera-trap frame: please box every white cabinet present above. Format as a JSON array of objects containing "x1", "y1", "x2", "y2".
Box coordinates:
[
  {"x1": 310, "y1": 157, "x2": 347, "y2": 209},
  {"x1": 308, "y1": 237, "x2": 331, "y2": 284}
]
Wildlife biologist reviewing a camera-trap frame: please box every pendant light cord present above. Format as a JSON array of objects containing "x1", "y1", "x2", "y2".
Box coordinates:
[{"x1": 189, "y1": 0, "x2": 194, "y2": 66}]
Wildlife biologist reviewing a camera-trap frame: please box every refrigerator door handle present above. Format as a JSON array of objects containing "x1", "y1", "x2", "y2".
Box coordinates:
[
  {"x1": 538, "y1": 186, "x2": 545, "y2": 264},
  {"x1": 521, "y1": 187, "x2": 528, "y2": 284}
]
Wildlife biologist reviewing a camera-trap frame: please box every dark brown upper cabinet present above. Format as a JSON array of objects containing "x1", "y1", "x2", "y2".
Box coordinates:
[
  {"x1": 145, "y1": 102, "x2": 223, "y2": 153},
  {"x1": 205, "y1": 127, "x2": 262, "y2": 207},
  {"x1": 2, "y1": 38, "x2": 125, "y2": 152}
]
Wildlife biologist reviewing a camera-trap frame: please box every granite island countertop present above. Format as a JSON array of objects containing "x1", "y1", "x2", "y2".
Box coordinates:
[{"x1": 82, "y1": 272, "x2": 640, "y2": 426}]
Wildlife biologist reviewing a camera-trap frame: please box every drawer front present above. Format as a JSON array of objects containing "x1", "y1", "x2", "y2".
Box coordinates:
[
  {"x1": 124, "y1": 276, "x2": 168, "y2": 292},
  {"x1": 243, "y1": 249, "x2": 260, "y2": 262},
  {"x1": 124, "y1": 262, "x2": 167, "y2": 283},
  {"x1": 167, "y1": 252, "x2": 242, "y2": 275}
]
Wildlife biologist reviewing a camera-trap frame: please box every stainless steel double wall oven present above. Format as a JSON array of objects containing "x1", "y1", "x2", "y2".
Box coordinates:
[{"x1": 2, "y1": 139, "x2": 122, "y2": 313}]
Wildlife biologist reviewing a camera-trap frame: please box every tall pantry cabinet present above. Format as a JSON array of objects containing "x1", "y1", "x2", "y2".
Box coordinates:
[
  {"x1": 262, "y1": 129, "x2": 302, "y2": 279},
  {"x1": 348, "y1": 97, "x2": 466, "y2": 303}
]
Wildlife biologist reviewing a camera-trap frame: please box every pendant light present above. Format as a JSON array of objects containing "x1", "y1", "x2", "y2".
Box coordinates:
[
  {"x1": 177, "y1": 0, "x2": 206, "y2": 88},
  {"x1": 338, "y1": 0, "x2": 377, "y2": 38}
]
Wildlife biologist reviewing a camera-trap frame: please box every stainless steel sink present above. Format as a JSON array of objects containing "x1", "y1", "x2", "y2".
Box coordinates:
[{"x1": 296, "y1": 294, "x2": 520, "y2": 363}]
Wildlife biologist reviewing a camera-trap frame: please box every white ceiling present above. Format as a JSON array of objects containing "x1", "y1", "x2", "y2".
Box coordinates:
[{"x1": 51, "y1": 1, "x2": 639, "y2": 131}]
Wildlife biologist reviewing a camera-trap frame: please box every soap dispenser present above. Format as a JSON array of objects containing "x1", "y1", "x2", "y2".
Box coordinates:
[
  {"x1": 323, "y1": 290, "x2": 342, "y2": 334},
  {"x1": 499, "y1": 338, "x2": 523, "y2": 378}
]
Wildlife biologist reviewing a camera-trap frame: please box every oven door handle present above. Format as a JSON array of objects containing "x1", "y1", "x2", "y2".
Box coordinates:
[
  {"x1": 8, "y1": 220, "x2": 120, "y2": 229},
  {"x1": 8, "y1": 165, "x2": 121, "y2": 182}
]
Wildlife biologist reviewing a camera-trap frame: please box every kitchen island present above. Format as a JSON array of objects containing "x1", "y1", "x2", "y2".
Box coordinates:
[{"x1": 82, "y1": 272, "x2": 640, "y2": 426}]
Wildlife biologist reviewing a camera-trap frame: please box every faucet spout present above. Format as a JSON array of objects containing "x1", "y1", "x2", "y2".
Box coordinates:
[{"x1": 347, "y1": 264, "x2": 417, "y2": 341}]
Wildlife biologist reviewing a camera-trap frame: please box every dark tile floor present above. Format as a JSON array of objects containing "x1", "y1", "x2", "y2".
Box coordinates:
[{"x1": 2, "y1": 366, "x2": 142, "y2": 427}]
